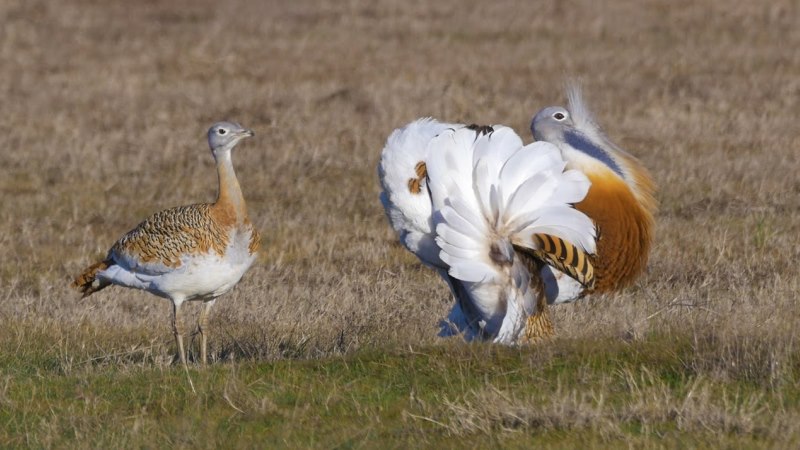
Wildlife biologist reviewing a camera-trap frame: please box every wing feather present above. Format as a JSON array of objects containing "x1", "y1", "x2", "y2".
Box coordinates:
[{"x1": 380, "y1": 119, "x2": 597, "y2": 344}]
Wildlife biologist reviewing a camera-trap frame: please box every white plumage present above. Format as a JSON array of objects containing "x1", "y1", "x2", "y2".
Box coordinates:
[
  {"x1": 379, "y1": 118, "x2": 461, "y2": 268},
  {"x1": 98, "y1": 227, "x2": 256, "y2": 301},
  {"x1": 379, "y1": 119, "x2": 596, "y2": 344}
]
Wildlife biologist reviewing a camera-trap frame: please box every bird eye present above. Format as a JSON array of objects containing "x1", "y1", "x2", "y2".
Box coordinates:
[
  {"x1": 218, "y1": 129, "x2": 227, "y2": 135},
  {"x1": 553, "y1": 112, "x2": 566, "y2": 121}
]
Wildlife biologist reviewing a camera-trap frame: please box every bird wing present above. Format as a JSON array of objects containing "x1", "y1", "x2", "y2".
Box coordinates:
[
  {"x1": 109, "y1": 203, "x2": 225, "y2": 276},
  {"x1": 518, "y1": 234, "x2": 594, "y2": 289},
  {"x1": 540, "y1": 264, "x2": 587, "y2": 305},
  {"x1": 428, "y1": 127, "x2": 597, "y2": 342},
  {"x1": 378, "y1": 118, "x2": 461, "y2": 268},
  {"x1": 431, "y1": 130, "x2": 596, "y2": 283}
]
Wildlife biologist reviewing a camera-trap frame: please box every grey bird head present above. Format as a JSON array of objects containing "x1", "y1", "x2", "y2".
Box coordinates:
[
  {"x1": 530, "y1": 106, "x2": 572, "y2": 144},
  {"x1": 207, "y1": 121, "x2": 254, "y2": 153},
  {"x1": 530, "y1": 89, "x2": 625, "y2": 178}
]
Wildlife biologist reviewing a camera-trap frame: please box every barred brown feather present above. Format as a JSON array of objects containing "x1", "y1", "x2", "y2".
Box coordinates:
[
  {"x1": 111, "y1": 203, "x2": 230, "y2": 268},
  {"x1": 516, "y1": 249, "x2": 555, "y2": 343},
  {"x1": 71, "y1": 259, "x2": 112, "y2": 298},
  {"x1": 525, "y1": 233, "x2": 595, "y2": 289}
]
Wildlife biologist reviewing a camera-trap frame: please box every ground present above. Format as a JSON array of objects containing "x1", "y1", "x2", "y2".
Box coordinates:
[{"x1": 1, "y1": 0, "x2": 799, "y2": 447}]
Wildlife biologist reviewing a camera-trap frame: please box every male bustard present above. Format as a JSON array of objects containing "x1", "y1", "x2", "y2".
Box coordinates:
[
  {"x1": 379, "y1": 122, "x2": 597, "y2": 344},
  {"x1": 527, "y1": 85, "x2": 657, "y2": 339},
  {"x1": 72, "y1": 121, "x2": 260, "y2": 366}
]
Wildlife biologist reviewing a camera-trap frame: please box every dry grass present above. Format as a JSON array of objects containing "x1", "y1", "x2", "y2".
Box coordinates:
[
  {"x1": 421, "y1": 372, "x2": 782, "y2": 437},
  {"x1": 1, "y1": 0, "x2": 799, "y2": 446}
]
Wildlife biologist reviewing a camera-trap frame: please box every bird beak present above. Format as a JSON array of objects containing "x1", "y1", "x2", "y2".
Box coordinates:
[{"x1": 239, "y1": 129, "x2": 255, "y2": 138}]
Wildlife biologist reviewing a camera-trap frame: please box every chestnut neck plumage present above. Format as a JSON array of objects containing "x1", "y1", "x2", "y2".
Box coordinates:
[
  {"x1": 569, "y1": 157, "x2": 656, "y2": 294},
  {"x1": 212, "y1": 149, "x2": 247, "y2": 224}
]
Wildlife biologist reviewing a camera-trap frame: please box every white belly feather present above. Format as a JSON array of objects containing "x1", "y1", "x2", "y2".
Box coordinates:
[{"x1": 98, "y1": 226, "x2": 257, "y2": 303}]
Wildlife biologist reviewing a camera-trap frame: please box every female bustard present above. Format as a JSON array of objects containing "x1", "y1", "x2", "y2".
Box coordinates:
[{"x1": 72, "y1": 122, "x2": 260, "y2": 366}]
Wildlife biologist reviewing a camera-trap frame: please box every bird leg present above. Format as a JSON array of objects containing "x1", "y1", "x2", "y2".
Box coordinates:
[
  {"x1": 197, "y1": 300, "x2": 215, "y2": 365},
  {"x1": 522, "y1": 291, "x2": 555, "y2": 344},
  {"x1": 172, "y1": 301, "x2": 188, "y2": 367}
]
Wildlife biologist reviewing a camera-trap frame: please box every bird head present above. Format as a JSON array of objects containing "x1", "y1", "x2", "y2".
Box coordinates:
[
  {"x1": 530, "y1": 106, "x2": 572, "y2": 145},
  {"x1": 531, "y1": 85, "x2": 658, "y2": 217},
  {"x1": 530, "y1": 87, "x2": 626, "y2": 179},
  {"x1": 207, "y1": 121, "x2": 254, "y2": 155}
]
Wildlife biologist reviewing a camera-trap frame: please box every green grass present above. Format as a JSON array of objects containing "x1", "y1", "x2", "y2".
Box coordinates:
[{"x1": 1, "y1": 330, "x2": 797, "y2": 448}]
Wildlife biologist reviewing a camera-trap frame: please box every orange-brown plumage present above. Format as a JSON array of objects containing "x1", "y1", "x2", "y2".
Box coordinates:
[
  {"x1": 527, "y1": 233, "x2": 595, "y2": 289},
  {"x1": 577, "y1": 164, "x2": 656, "y2": 294},
  {"x1": 525, "y1": 85, "x2": 658, "y2": 341},
  {"x1": 72, "y1": 259, "x2": 113, "y2": 297}
]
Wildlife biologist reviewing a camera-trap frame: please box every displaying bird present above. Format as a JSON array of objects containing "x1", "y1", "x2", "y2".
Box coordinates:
[
  {"x1": 527, "y1": 85, "x2": 657, "y2": 340},
  {"x1": 72, "y1": 122, "x2": 260, "y2": 366},
  {"x1": 379, "y1": 120, "x2": 597, "y2": 344}
]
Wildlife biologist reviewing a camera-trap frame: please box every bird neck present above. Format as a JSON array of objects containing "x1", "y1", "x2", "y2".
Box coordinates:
[
  {"x1": 562, "y1": 130, "x2": 625, "y2": 178},
  {"x1": 212, "y1": 150, "x2": 247, "y2": 225},
  {"x1": 564, "y1": 147, "x2": 657, "y2": 219}
]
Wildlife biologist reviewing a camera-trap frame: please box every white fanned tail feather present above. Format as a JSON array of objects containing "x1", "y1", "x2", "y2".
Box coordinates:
[{"x1": 426, "y1": 126, "x2": 596, "y2": 343}]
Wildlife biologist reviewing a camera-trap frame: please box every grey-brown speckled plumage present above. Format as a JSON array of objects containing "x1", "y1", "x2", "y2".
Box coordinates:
[
  {"x1": 112, "y1": 203, "x2": 232, "y2": 269},
  {"x1": 72, "y1": 121, "x2": 260, "y2": 368}
]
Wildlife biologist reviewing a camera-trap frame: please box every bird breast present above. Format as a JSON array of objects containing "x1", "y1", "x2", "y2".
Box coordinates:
[
  {"x1": 137, "y1": 225, "x2": 257, "y2": 302},
  {"x1": 224, "y1": 224, "x2": 259, "y2": 266},
  {"x1": 577, "y1": 169, "x2": 654, "y2": 293}
]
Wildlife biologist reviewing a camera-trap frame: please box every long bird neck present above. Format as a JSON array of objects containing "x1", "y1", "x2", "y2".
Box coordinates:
[{"x1": 212, "y1": 150, "x2": 247, "y2": 224}]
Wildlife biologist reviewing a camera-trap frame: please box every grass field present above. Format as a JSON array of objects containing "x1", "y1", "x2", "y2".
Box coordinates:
[{"x1": 2, "y1": 0, "x2": 799, "y2": 447}]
